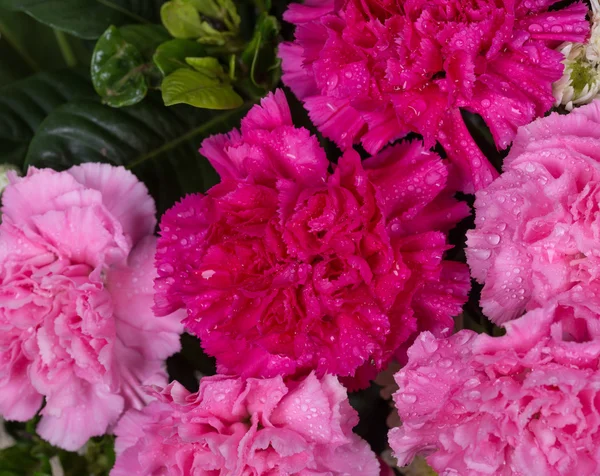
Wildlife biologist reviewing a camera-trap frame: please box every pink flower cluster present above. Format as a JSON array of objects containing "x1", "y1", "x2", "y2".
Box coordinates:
[
  {"x1": 391, "y1": 98, "x2": 600, "y2": 474},
  {"x1": 0, "y1": 164, "x2": 183, "y2": 450},
  {"x1": 389, "y1": 304, "x2": 600, "y2": 476},
  {"x1": 112, "y1": 372, "x2": 380, "y2": 475},
  {"x1": 153, "y1": 90, "x2": 469, "y2": 384},
  {"x1": 280, "y1": 0, "x2": 589, "y2": 192},
  {"x1": 467, "y1": 100, "x2": 600, "y2": 324}
]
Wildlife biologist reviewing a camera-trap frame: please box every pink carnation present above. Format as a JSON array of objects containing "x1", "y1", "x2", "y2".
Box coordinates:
[
  {"x1": 467, "y1": 100, "x2": 600, "y2": 324},
  {"x1": 112, "y1": 372, "x2": 380, "y2": 475},
  {"x1": 0, "y1": 164, "x2": 183, "y2": 450},
  {"x1": 389, "y1": 304, "x2": 600, "y2": 475},
  {"x1": 154, "y1": 90, "x2": 470, "y2": 384},
  {"x1": 279, "y1": 0, "x2": 589, "y2": 192}
]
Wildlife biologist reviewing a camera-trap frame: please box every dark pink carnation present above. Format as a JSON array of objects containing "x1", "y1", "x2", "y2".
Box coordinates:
[
  {"x1": 0, "y1": 165, "x2": 183, "y2": 450},
  {"x1": 155, "y1": 90, "x2": 469, "y2": 384},
  {"x1": 467, "y1": 100, "x2": 600, "y2": 324},
  {"x1": 112, "y1": 372, "x2": 380, "y2": 475},
  {"x1": 280, "y1": 0, "x2": 589, "y2": 192},
  {"x1": 389, "y1": 304, "x2": 600, "y2": 475}
]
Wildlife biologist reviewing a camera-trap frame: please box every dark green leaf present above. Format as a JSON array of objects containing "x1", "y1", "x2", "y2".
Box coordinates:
[
  {"x1": 25, "y1": 95, "x2": 251, "y2": 213},
  {"x1": 153, "y1": 39, "x2": 207, "y2": 76},
  {"x1": 81, "y1": 435, "x2": 115, "y2": 475},
  {"x1": 0, "y1": 443, "x2": 45, "y2": 474},
  {"x1": 0, "y1": 43, "x2": 30, "y2": 87},
  {"x1": 91, "y1": 26, "x2": 147, "y2": 107},
  {"x1": 0, "y1": 8, "x2": 64, "y2": 71},
  {"x1": 0, "y1": 0, "x2": 166, "y2": 39},
  {"x1": 162, "y1": 68, "x2": 243, "y2": 109},
  {"x1": 119, "y1": 25, "x2": 170, "y2": 59},
  {"x1": 0, "y1": 70, "x2": 93, "y2": 168},
  {"x1": 240, "y1": 13, "x2": 279, "y2": 89}
]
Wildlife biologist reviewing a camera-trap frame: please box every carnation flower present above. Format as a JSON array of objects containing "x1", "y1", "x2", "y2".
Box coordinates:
[
  {"x1": 154, "y1": 90, "x2": 469, "y2": 384},
  {"x1": 554, "y1": 0, "x2": 600, "y2": 110},
  {"x1": 0, "y1": 164, "x2": 183, "y2": 450},
  {"x1": 112, "y1": 372, "x2": 380, "y2": 475},
  {"x1": 467, "y1": 100, "x2": 600, "y2": 324},
  {"x1": 389, "y1": 304, "x2": 600, "y2": 476},
  {"x1": 280, "y1": 0, "x2": 589, "y2": 192},
  {"x1": 553, "y1": 43, "x2": 600, "y2": 110}
]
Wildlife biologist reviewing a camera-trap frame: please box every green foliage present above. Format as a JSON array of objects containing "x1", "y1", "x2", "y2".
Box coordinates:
[
  {"x1": 160, "y1": 0, "x2": 239, "y2": 44},
  {"x1": 25, "y1": 94, "x2": 248, "y2": 212},
  {"x1": 92, "y1": 26, "x2": 148, "y2": 107},
  {"x1": 0, "y1": 420, "x2": 114, "y2": 476},
  {"x1": 0, "y1": 0, "x2": 165, "y2": 39},
  {"x1": 83, "y1": 0, "x2": 282, "y2": 111},
  {"x1": 0, "y1": 70, "x2": 94, "y2": 167},
  {"x1": 91, "y1": 25, "x2": 169, "y2": 106},
  {"x1": 153, "y1": 39, "x2": 208, "y2": 75}
]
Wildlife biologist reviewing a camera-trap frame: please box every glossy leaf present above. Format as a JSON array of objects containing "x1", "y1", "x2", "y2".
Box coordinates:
[
  {"x1": 153, "y1": 39, "x2": 207, "y2": 76},
  {"x1": 119, "y1": 24, "x2": 170, "y2": 59},
  {"x1": 162, "y1": 68, "x2": 243, "y2": 110},
  {"x1": 91, "y1": 26, "x2": 147, "y2": 107},
  {"x1": 0, "y1": 70, "x2": 93, "y2": 168},
  {"x1": 0, "y1": 0, "x2": 165, "y2": 39},
  {"x1": 91, "y1": 24, "x2": 169, "y2": 107},
  {"x1": 25, "y1": 94, "x2": 250, "y2": 213}
]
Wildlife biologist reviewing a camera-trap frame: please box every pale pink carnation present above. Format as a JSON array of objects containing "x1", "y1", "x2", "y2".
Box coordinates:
[
  {"x1": 0, "y1": 164, "x2": 183, "y2": 450},
  {"x1": 112, "y1": 372, "x2": 380, "y2": 475},
  {"x1": 467, "y1": 100, "x2": 600, "y2": 324},
  {"x1": 389, "y1": 304, "x2": 600, "y2": 476},
  {"x1": 279, "y1": 0, "x2": 589, "y2": 192},
  {"x1": 154, "y1": 90, "x2": 470, "y2": 385}
]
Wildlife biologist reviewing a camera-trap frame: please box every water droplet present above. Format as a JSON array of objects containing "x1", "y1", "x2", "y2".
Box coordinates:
[
  {"x1": 439, "y1": 359, "x2": 452, "y2": 368},
  {"x1": 471, "y1": 248, "x2": 492, "y2": 260},
  {"x1": 486, "y1": 234, "x2": 501, "y2": 245},
  {"x1": 202, "y1": 270, "x2": 215, "y2": 279},
  {"x1": 529, "y1": 23, "x2": 543, "y2": 33},
  {"x1": 158, "y1": 263, "x2": 174, "y2": 275},
  {"x1": 401, "y1": 393, "x2": 418, "y2": 403}
]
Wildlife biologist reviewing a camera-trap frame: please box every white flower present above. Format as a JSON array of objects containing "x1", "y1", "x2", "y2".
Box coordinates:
[{"x1": 554, "y1": 3, "x2": 600, "y2": 110}]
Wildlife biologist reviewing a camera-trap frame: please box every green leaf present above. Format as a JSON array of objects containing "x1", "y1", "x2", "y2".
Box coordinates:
[
  {"x1": 240, "y1": 13, "x2": 279, "y2": 88},
  {"x1": 160, "y1": 0, "x2": 238, "y2": 45},
  {"x1": 0, "y1": 0, "x2": 165, "y2": 39},
  {"x1": 91, "y1": 25, "x2": 147, "y2": 107},
  {"x1": 119, "y1": 25, "x2": 170, "y2": 59},
  {"x1": 162, "y1": 68, "x2": 243, "y2": 110},
  {"x1": 185, "y1": 57, "x2": 224, "y2": 76},
  {"x1": 153, "y1": 39, "x2": 207, "y2": 76},
  {"x1": 189, "y1": 0, "x2": 240, "y2": 31},
  {"x1": 0, "y1": 70, "x2": 94, "y2": 168},
  {"x1": 25, "y1": 94, "x2": 251, "y2": 213},
  {"x1": 160, "y1": 1, "x2": 204, "y2": 39}
]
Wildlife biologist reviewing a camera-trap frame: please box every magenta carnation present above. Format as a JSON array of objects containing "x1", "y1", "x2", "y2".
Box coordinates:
[
  {"x1": 467, "y1": 100, "x2": 600, "y2": 324},
  {"x1": 112, "y1": 372, "x2": 380, "y2": 475},
  {"x1": 389, "y1": 304, "x2": 600, "y2": 475},
  {"x1": 154, "y1": 90, "x2": 470, "y2": 384},
  {"x1": 0, "y1": 164, "x2": 183, "y2": 450},
  {"x1": 279, "y1": 0, "x2": 589, "y2": 192}
]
